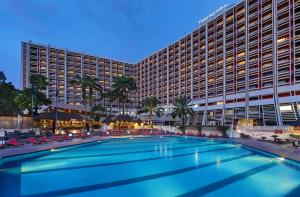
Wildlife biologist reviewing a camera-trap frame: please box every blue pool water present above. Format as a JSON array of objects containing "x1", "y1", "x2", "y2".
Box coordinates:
[{"x1": 1, "y1": 136, "x2": 300, "y2": 196}]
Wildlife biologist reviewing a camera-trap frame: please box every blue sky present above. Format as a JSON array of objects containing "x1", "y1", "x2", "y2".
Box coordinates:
[{"x1": 0, "y1": 0, "x2": 236, "y2": 88}]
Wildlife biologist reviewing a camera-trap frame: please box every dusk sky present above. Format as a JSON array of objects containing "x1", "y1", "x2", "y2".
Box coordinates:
[{"x1": 0, "y1": 0, "x2": 236, "y2": 88}]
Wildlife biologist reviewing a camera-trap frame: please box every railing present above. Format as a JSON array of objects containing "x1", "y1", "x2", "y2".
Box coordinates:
[{"x1": 237, "y1": 126, "x2": 291, "y2": 133}]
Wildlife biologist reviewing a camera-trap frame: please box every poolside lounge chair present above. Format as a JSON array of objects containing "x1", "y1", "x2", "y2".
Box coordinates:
[
  {"x1": 27, "y1": 137, "x2": 41, "y2": 145},
  {"x1": 79, "y1": 133, "x2": 88, "y2": 139},
  {"x1": 7, "y1": 138, "x2": 22, "y2": 147},
  {"x1": 40, "y1": 136, "x2": 51, "y2": 143},
  {"x1": 62, "y1": 135, "x2": 72, "y2": 141},
  {"x1": 53, "y1": 135, "x2": 65, "y2": 142}
]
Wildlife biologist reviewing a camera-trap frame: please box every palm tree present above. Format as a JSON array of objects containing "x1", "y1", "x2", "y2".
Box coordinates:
[
  {"x1": 103, "y1": 88, "x2": 117, "y2": 116},
  {"x1": 112, "y1": 76, "x2": 137, "y2": 114},
  {"x1": 171, "y1": 95, "x2": 194, "y2": 134},
  {"x1": 137, "y1": 96, "x2": 160, "y2": 128},
  {"x1": 70, "y1": 75, "x2": 102, "y2": 108},
  {"x1": 90, "y1": 104, "x2": 107, "y2": 122},
  {"x1": 70, "y1": 75, "x2": 102, "y2": 130}
]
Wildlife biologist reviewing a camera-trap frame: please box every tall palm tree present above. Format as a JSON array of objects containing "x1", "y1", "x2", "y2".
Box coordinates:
[
  {"x1": 112, "y1": 76, "x2": 137, "y2": 114},
  {"x1": 70, "y1": 75, "x2": 102, "y2": 130},
  {"x1": 137, "y1": 96, "x2": 160, "y2": 128},
  {"x1": 171, "y1": 95, "x2": 194, "y2": 133},
  {"x1": 103, "y1": 88, "x2": 117, "y2": 116},
  {"x1": 70, "y1": 75, "x2": 102, "y2": 109}
]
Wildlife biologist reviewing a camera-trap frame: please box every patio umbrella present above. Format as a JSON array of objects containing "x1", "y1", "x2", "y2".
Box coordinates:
[{"x1": 102, "y1": 117, "x2": 114, "y2": 124}]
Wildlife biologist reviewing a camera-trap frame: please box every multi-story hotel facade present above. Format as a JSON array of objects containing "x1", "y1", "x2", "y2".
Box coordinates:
[
  {"x1": 21, "y1": 41, "x2": 137, "y2": 115},
  {"x1": 136, "y1": 0, "x2": 300, "y2": 127},
  {"x1": 22, "y1": 0, "x2": 300, "y2": 127}
]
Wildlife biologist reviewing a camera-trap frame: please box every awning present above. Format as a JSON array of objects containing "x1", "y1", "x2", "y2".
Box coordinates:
[
  {"x1": 35, "y1": 111, "x2": 83, "y2": 121},
  {"x1": 115, "y1": 115, "x2": 133, "y2": 122}
]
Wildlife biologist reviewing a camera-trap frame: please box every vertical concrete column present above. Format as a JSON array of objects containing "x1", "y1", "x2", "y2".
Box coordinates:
[
  {"x1": 178, "y1": 44, "x2": 181, "y2": 95},
  {"x1": 147, "y1": 59, "x2": 150, "y2": 97},
  {"x1": 190, "y1": 33, "x2": 194, "y2": 100},
  {"x1": 80, "y1": 53, "x2": 83, "y2": 101},
  {"x1": 202, "y1": 24, "x2": 209, "y2": 126},
  {"x1": 46, "y1": 44, "x2": 50, "y2": 98},
  {"x1": 64, "y1": 49, "x2": 67, "y2": 104},
  {"x1": 96, "y1": 57, "x2": 99, "y2": 104},
  {"x1": 26, "y1": 42, "x2": 31, "y2": 88},
  {"x1": 222, "y1": 14, "x2": 227, "y2": 126},
  {"x1": 245, "y1": 1, "x2": 250, "y2": 125},
  {"x1": 167, "y1": 48, "x2": 170, "y2": 105},
  {"x1": 272, "y1": 0, "x2": 282, "y2": 126},
  {"x1": 156, "y1": 54, "x2": 159, "y2": 98},
  {"x1": 109, "y1": 60, "x2": 112, "y2": 86}
]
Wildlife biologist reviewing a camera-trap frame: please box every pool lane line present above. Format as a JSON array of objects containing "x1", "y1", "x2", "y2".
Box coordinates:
[
  {"x1": 33, "y1": 142, "x2": 226, "y2": 162},
  {"x1": 22, "y1": 146, "x2": 239, "y2": 174},
  {"x1": 21, "y1": 153, "x2": 255, "y2": 197},
  {"x1": 285, "y1": 184, "x2": 300, "y2": 197},
  {"x1": 178, "y1": 162, "x2": 278, "y2": 197},
  {"x1": 232, "y1": 141, "x2": 300, "y2": 172}
]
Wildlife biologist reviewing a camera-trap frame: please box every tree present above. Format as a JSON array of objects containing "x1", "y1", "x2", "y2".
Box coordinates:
[
  {"x1": 15, "y1": 74, "x2": 51, "y2": 114},
  {"x1": 70, "y1": 75, "x2": 102, "y2": 109},
  {"x1": 90, "y1": 104, "x2": 107, "y2": 122},
  {"x1": 171, "y1": 95, "x2": 194, "y2": 134},
  {"x1": 70, "y1": 75, "x2": 102, "y2": 130},
  {"x1": 137, "y1": 96, "x2": 160, "y2": 128},
  {"x1": 112, "y1": 76, "x2": 137, "y2": 114},
  {"x1": 103, "y1": 88, "x2": 117, "y2": 116},
  {"x1": 0, "y1": 71, "x2": 19, "y2": 115},
  {"x1": 30, "y1": 74, "x2": 48, "y2": 91},
  {"x1": 15, "y1": 89, "x2": 51, "y2": 114}
]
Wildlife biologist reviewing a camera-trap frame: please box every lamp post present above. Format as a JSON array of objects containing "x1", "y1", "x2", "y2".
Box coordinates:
[{"x1": 31, "y1": 83, "x2": 34, "y2": 131}]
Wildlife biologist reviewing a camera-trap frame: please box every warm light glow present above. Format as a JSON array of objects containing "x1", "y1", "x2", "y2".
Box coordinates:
[
  {"x1": 280, "y1": 105, "x2": 292, "y2": 112},
  {"x1": 278, "y1": 157, "x2": 285, "y2": 161}
]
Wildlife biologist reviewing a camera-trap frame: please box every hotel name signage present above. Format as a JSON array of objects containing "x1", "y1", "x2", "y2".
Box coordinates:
[{"x1": 198, "y1": 4, "x2": 229, "y2": 26}]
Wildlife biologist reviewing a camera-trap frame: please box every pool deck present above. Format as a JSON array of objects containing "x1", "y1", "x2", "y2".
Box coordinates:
[
  {"x1": 232, "y1": 138, "x2": 300, "y2": 162},
  {"x1": 0, "y1": 136, "x2": 104, "y2": 158},
  {"x1": 1, "y1": 136, "x2": 300, "y2": 163}
]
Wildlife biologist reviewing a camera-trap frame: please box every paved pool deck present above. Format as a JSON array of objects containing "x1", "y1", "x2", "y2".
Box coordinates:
[
  {"x1": 232, "y1": 138, "x2": 300, "y2": 162},
  {"x1": 0, "y1": 136, "x2": 104, "y2": 158}
]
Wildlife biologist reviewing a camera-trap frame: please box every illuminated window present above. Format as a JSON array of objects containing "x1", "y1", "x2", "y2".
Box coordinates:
[
  {"x1": 238, "y1": 52, "x2": 245, "y2": 57},
  {"x1": 280, "y1": 105, "x2": 292, "y2": 112},
  {"x1": 277, "y1": 37, "x2": 287, "y2": 43},
  {"x1": 238, "y1": 61, "x2": 245, "y2": 65}
]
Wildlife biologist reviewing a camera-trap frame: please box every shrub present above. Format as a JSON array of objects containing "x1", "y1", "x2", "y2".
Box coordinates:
[{"x1": 290, "y1": 134, "x2": 300, "y2": 139}]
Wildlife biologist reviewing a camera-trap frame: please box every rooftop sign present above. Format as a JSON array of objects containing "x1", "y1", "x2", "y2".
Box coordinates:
[{"x1": 198, "y1": 4, "x2": 229, "y2": 26}]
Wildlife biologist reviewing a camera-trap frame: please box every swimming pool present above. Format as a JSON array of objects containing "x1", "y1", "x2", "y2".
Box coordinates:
[{"x1": 1, "y1": 136, "x2": 300, "y2": 196}]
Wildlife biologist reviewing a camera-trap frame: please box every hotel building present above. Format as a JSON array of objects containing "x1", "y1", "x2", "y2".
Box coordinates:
[
  {"x1": 22, "y1": 0, "x2": 300, "y2": 126},
  {"x1": 21, "y1": 42, "x2": 137, "y2": 114}
]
